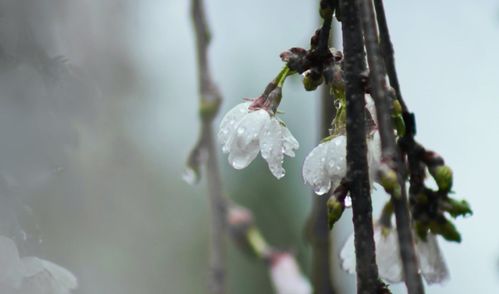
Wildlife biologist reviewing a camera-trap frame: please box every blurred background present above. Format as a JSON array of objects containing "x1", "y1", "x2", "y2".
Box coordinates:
[{"x1": 0, "y1": 0, "x2": 498, "y2": 293}]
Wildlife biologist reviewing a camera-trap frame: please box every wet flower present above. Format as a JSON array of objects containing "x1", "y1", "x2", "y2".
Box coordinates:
[
  {"x1": 217, "y1": 97, "x2": 299, "y2": 179},
  {"x1": 0, "y1": 235, "x2": 78, "y2": 293},
  {"x1": 269, "y1": 252, "x2": 312, "y2": 294},
  {"x1": 339, "y1": 224, "x2": 449, "y2": 285},
  {"x1": 303, "y1": 131, "x2": 381, "y2": 195}
]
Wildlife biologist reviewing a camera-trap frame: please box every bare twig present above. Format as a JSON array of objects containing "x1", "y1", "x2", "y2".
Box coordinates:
[
  {"x1": 355, "y1": 0, "x2": 424, "y2": 293},
  {"x1": 340, "y1": 0, "x2": 381, "y2": 293},
  {"x1": 190, "y1": 0, "x2": 226, "y2": 293}
]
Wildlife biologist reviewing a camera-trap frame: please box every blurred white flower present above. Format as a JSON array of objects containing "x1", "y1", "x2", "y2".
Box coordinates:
[
  {"x1": 269, "y1": 252, "x2": 312, "y2": 294},
  {"x1": 0, "y1": 235, "x2": 78, "y2": 294},
  {"x1": 303, "y1": 131, "x2": 381, "y2": 195},
  {"x1": 218, "y1": 102, "x2": 299, "y2": 179},
  {"x1": 339, "y1": 224, "x2": 449, "y2": 285}
]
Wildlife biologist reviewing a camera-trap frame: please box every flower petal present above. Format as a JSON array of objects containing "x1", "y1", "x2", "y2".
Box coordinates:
[
  {"x1": 218, "y1": 102, "x2": 251, "y2": 152},
  {"x1": 281, "y1": 125, "x2": 299, "y2": 157},
  {"x1": 367, "y1": 131, "x2": 382, "y2": 184},
  {"x1": 227, "y1": 110, "x2": 269, "y2": 169},
  {"x1": 416, "y1": 234, "x2": 449, "y2": 285},
  {"x1": 259, "y1": 118, "x2": 285, "y2": 179},
  {"x1": 339, "y1": 232, "x2": 356, "y2": 275},
  {"x1": 325, "y1": 135, "x2": 347, "y2": 191},
  {"x1": 374, "y1": 226, "x2": 404, "y2": 284},
  {"x1": 303, "y1": 141, "x2": 331, "y2": 195},
  {"x1": 270, "y1": 253, "x2": 312, "y2": 294}
]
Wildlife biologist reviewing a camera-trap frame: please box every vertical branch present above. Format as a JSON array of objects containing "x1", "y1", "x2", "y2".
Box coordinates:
[
  {"x1": 190, "y1": 0, "x2": 226, "y2": 293},
  {"x1": 355, "y1": 0, "x2": 424, "y2": 293},
  {"x1": 308, "y1": 66, "x2": 337, "y2": 294},
  {"x1": 340, "y1": 0, "x2": 381, "y2": 292}
]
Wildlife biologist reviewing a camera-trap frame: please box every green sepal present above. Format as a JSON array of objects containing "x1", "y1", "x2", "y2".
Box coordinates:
[{"x1": 327, "y1": 196, "x2": 345, "y2": 230}]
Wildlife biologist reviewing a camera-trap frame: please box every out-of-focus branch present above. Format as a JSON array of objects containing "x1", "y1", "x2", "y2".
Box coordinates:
[
  {"x1": 306, "y1": 19, "x2": 337, "y2": 294},
  {"x1": 355, "y1": 0, "x2": 424, "y2": 293},
  {"x1": 340, "y1": 0, "x2": 382, "y2": 292},
  {"x1": 190, "y1": 0, "x2": 226, "y2": 293}
]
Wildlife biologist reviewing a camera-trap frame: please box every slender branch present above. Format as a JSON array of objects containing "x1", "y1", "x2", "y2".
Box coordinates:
[
  {"x1": 190, "y1": 0, "x2": 226, "y2": 293},
  {"x1": 354, "y1": 0, "x2": 424, "y2": 293},
  {"x1": 372, "y1": 0, "x2": 407, "y2": 115},
  {"x1": 340, "y1": 0, "x2": 381, "y2": 293}
]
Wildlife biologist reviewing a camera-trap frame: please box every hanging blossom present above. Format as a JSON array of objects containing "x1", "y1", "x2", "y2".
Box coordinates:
[
  {"x1": 269, "y1": 252, "x2": 312, "y2": 294},
  {"x1": 303, "y1": 95, "x2": 381, "y2": 195},
  {"x1": 339, "y1": 223, "x2": 449, "y2": 285},
  {"x1": 0, "y1": 235, "x2": 78, "y2": 294},
  {"x1": 218, "y1": 80, "x2": 299, "y2": 179}
]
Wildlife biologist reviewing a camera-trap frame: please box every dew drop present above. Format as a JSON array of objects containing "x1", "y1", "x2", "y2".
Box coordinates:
[
  {"x1": 182, "y1": 168, "x2": 198, "y2": 185},
  {"x1": 344, "y1": 195, "x2": 352, "y2": 208}
]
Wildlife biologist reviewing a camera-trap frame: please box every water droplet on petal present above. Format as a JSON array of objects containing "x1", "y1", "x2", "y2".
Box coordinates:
[{"x1": 237, "y1": 127, "x2": 245, "y2": 135}]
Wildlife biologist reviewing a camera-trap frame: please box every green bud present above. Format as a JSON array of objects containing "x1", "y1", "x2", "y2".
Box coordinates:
[
  {"x1": 430, "y1": 219, "x2": 461, "y2": 243},
  {"x1": 303, "y1": 72, "x2": 323, "y2": 91},
  {"x1": 444, "y1": 198, "x2": 473, "y2": 218},
  {"x1": 199, "y1": 98, "x2": 221, "y2": 121},
  {"x1": 393, "y1": 115, "x2": 406, "y2": 137},
  {"x1": 379, "y1": 166, "x2": 401, "y2": 198},
  {"x1": 392, "y1": 100, "x2": 403, "y2": 116},
  {"x1": 327, "y1": 196, "x2": 345, "y2": 229},
  {"x1": 430, "y1": 165, "x2": 453, "y2": 192}
]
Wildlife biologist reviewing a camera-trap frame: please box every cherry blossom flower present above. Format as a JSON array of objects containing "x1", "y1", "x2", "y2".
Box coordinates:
[
  {"x1": 217, "y1": 99, "x2": 299, "y2": 179},
  {"x1": 339, "y1": 224, "x2": 449, "y2": 285},
  {"x1": 302, "y1": 131, "x2": 381, "y2": 195},
  {"x1": 269, "y1": 252, "x2": 312, "y2": 294},
  {"x1": 0, "y1": 235, "x2": 78, "y2": 294}
]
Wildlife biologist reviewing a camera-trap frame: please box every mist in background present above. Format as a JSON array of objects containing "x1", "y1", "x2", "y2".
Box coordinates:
[{"x1": 0, "y1": 0, "x2": 498, "y2": 293}]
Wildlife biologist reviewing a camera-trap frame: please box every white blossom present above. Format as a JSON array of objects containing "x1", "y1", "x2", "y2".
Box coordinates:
[
  {"x1": 0, "y1": 235, "x2": 78, "y2": 294},
  {"x1": 269, "y1": 253, "x2": 312, "y2": 294},
  {"x1": 218, "y1": 102, "x2": 299, "y2": 179},
  {"x1": 303, "y1": 131, "x2": 381, "y2": 195},
  {"x1": 339, "y1": 225, "x2": 449, "y2": 285}
]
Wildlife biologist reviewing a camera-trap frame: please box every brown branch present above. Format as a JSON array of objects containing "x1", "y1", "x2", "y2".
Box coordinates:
[
  {"x1": 190, "y1": 0, "x2": 226, "y2": 293},
  {"x1": 340, "y1": 0, "x2": 382, "y2": 292},
  {"x1": 354, "y1": 0, "x2": 424, "y2": 293}
]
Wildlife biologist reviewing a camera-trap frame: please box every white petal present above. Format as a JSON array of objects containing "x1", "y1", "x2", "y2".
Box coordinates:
[
  {"x1": 365, "y1": 94, "x2": 377, "y2": 124},
  {"x1": 259, "y1": 118, "x2": 285, "y2": 179},
  {"x1": 270, "y1": 254, "x2": 312, "y2": 294},
  {"x1": 374, "y1": 226, "x2": 404, "y2": 284},
  {"x1": 217, "y1": 102, "x2": 251, "y2": 152},
  {"x1": 227, "y1": 110, "x2": 269, "y2": 169},
  {"x1": 0, "y1": 236, "x2": 23, "y2": 288},
  {"x1": 367, "y1": 131, "x2": 382, "y2": 184},
  {"x1": 325, "y1": 136, "x2": 347, "y2": 191},
  {"x1": 339, "y1": 232, "x2": 356, "y2": 275},
  {"x1": 415, "y1": 234, "x2": 449, "y2": 285},
  {"x1": 303, "y1": 142, "x2": 331, "y2": 195},
  {"x1": 280, "y1": 125, "x2": 299, "y2": 157},
  {"x1": 19, "y1": 257, "x2": 78, "y2": 294}
]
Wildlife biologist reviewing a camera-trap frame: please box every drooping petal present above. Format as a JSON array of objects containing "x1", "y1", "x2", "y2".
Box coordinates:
[
  {"x1": 367, "y1": 131, "x2": 382, "y2": 184},
  {"x1": 365, "y1": 94, "x2": 377, "y2": 124},
  {"x1": 280, "y1": 124, "x2": 299, "y2": 157},
  {"x1": 339, "y1": 232, "x2": 356, "y2": 275},
  {"x1": 259, "y1": 118, "x2": 285, "y2": 179},
  {"x1": 303, "y1": 142, "x2": 331, "y2": 195},
  {"x1": 218, "y1": 102, "x2": 251, "y2": 152},
  {"x1": 340, "y1": 225, "x2": 404, "y2": 284},
  {"x1": 0, "y1": 236, "x2": 23, "y2": 288},
  {"x1": 415, "y1": 234, "x2": 449, "y2": 285},
  {"x1": 374, "y1": 226, "x2": 404, "y2": 284},
  {"x1": 325, "y1": 135, "x2": 347, "y2": 191},
  {"x1": 227, "y1": 110, "x2": 269, "y2": 169},
  {"x1": 19, "y1": 257, "x2": 78, "y2": 294},
  {"x1": 270, "y1": 253, "x2": 312, "y2": 294}
]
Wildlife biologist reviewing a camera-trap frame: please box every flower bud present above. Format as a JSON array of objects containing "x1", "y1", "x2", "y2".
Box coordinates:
[
  {"x1": 302, "y1": 69, "x2": 323, "y2": 91},
  {"x1": 430, "y1": 165, "x2": 453, "y2": 192},
  {"x1": 327, "y1": 196, "x2": 345, "y2": 229},
  {"x1": 378, "y1": 164, "x2": 401, "y2": 198},
  {"x1": 443, "y1": 198, "x2": 472, "y2": 218},
  {"x1": 414, "y1": 221, "x2": 429, "y2": 241},
  {"x1": 430, "y1": 219, "x2": 461, "y2": 243}
]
